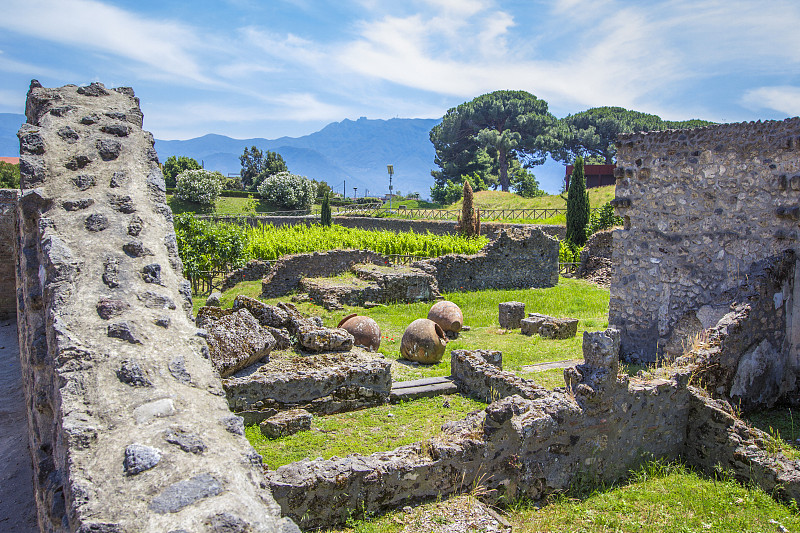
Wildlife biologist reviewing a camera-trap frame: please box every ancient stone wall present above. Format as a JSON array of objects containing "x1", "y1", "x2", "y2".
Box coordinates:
[
  {"x1": 15, "y1": 82, "x2": 296, "y2": 532},
  {"x1": 413, "y1": 227, "x2": 559, "y2": 292},
  {"x1": 0, "y1": 189, "x2": 18, "y2": 318},
  {"x1": 610, "y1": 118, "x2": 800, "y2": 366}
]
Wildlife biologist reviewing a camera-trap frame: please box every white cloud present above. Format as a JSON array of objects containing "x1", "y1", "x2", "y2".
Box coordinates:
[
  {"x1": 741, "y1": 86, "x2": 800, "y2": 117},
  {"x1": 0, "y1": 0, "x2": 212, "y2": 84}
]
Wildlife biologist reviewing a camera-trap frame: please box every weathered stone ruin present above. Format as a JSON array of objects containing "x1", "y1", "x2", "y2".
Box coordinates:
[
  {"x1": 610, "y1": 118, "x2": 800, "y2": 409},
  {"x1": 266, "y1": 329, "x2": 800, "y2": 529},
  {"x1": 413, "y1": 226, "x2": 559, "y2": 292},
  {"x1": 5, "y1": 81, "x2": 800, "y2": 532},
  {"x1": 13, "y1": 81, "x2": 297, "y2": 532}
]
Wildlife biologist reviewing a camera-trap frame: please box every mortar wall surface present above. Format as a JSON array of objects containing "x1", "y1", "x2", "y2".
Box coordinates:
[
  {"x1": 610, "y1": 118, "x2": 800, "y2": 362},
  {"x1": 15, "y1": 82, "x2": 297, "y2": 532}
]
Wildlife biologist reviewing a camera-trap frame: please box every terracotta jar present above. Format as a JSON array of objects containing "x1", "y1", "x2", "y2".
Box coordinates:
[
  {"x1": 427, "y1": 300, "x2": 463, "y2": 334},
  {"x1": 400, "y1": 318, "x2": 448, "y2": 364},
  {"x1": 337, "y1": 313, "x2": 381, "y2": 351}
]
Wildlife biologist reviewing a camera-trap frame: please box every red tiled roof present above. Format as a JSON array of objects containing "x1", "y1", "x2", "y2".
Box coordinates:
[{"x1": 0, "y1": 157, "x2": 19, "y2": 165}]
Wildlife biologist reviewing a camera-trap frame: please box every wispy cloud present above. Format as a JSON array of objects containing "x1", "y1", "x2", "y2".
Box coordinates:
[
  {"x1": 0, "y1": 0, "x2": 212, "y2": 84},
  {"x1": 741, "y1": 86, "x2": 800, "y2": 117}
]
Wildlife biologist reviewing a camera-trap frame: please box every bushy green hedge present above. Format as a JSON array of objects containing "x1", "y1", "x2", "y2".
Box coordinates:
[
  {"x1": 175, "y1": 169, "x2": 225, "y2": 206},
  {"x1": 257, "y1": 172, "x2": 316, "y2": 210}
]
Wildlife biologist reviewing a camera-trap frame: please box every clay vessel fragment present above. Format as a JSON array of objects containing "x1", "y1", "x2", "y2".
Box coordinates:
[
  {"x1": 337, "y1": 313, "x2": 381, "y2": 351},
  {"x1": 400, "y1": 318, "x2": 448, "y2": 364},
  {"x1": 427, "y1": 300, "x2": 463, "y2": 333}
]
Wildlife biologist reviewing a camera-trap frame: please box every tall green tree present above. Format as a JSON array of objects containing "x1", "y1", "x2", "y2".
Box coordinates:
[
  {"x1": 240, "y1": 146, "x2": 288, "y2": 191},
  {"x1": 162, "y1": 155, "x2": 201, "y2": 188},
  {"x1": 565, "y1": 156, "x2": 590, "y2": 247},
  {"x1": 430, "y1": 90, "x2": 556, "y2": 193},
  {"x1": 552, "y1": 107, "x2": 715, "y2": 164}
]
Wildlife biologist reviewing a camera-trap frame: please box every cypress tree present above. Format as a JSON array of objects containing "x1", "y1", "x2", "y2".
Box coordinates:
[
  {"x1": 321, "y1": 191, "x2": 332, "y2": 227},
  {"x1": 565, "y1": 156, "x2": 590, "y2": 246},
  {"x1": 458, "y1": 179, "x2": 479, "y2": 237}
]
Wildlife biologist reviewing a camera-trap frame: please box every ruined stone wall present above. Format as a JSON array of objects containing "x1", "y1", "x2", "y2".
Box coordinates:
[
  {"x1": 610, "y1": 118, "x2": 800, "y2": 363},
  {"x1": 264, "y1": 331, "x2": 687, "y2": 528},
  {"x1": 15, "y1": 82, "x2": 296, "y2": 532},
  {"x1": 0, "y1": 189, "x2": 18, "y2": 318},
  {"x1": 261, "y1": 249, "x2": 389, "y2": 298},
  {"x1": 413, "y1": 227, "x2": 559, "y2": 292},
  {"x1": 266, "y1": 330, "x2": 800, "y2": 529}
]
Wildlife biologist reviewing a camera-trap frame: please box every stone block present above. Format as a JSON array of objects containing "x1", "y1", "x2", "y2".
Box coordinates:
[
  {"x1": 206, "y1": 309, "x2": 275, "y2": 377},
  {"x1": 260, "y1": 409, "x2": 313, "y2": 438},
  {"x1": 521, "y1": 313, "x2": 578, "y2": 339},
  {"x1": 498, "y1": 301, "x2": 525, "y2": 329},
  {"x1": 297, "y1": 325, "x2": 354, "y2": 352}
]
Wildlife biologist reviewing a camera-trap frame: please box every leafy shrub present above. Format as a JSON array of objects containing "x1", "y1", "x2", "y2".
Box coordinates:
[
  {"x1": 512, "y1": 168, "x2": 546, "y2": 198},
  {"x1": 559, "y1": 240, "x2": 583, "y2": 264},
  {"x1": 0, "y1": 161, "x2": 20, "y2": 189},
  {"x1": 174, "y1": 213, "x2": 247, "y2": 284},
  {"x1": 586, "y1": 201, "x2": 623, "y2": 237},
  {"x1": 175, "y1": 169, "x2": 225, "y2": 206},
  {"x1": 162, "y1": 155, "x2": 201, "y2": 188},
  {"x1": 257, "y1": 172, "x2": 316, "y2": 210}
]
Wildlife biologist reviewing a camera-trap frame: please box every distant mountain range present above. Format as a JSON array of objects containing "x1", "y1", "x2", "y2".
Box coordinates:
[
  {"x1": 155, "y1": 117, "x2": 442, "y2": 197},
  {"x1": 0, "y1": 113, "x2": 441, "y2": 197}
]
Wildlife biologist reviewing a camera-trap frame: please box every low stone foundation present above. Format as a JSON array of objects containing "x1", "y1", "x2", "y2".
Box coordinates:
[
  {"x1": 223, "y1": 350, "x2": 392, "y2": 424},
  {"x1": 261, "y1": 249, "x2": 388, "y2": 298}
]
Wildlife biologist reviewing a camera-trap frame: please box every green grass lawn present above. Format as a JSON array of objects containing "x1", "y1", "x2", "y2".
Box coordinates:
[
  {"x1": 445, "y1": 186, "x2": 616, "y2": 213},
  {"x1": 168, "y1": 194, "x2": 300, "y2": 215},
  {"x1": 321, "y1": 461, "x2": 800, "y2": 533},
  {"x1": 197, "y1": 277, "x2": 610, "y2": 384},
  {"x1": 249, "y1": 395, "x2": 486, "y2": 469}
]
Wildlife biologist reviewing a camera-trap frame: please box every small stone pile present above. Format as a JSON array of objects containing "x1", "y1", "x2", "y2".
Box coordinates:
[{"x1": 197, "y1": 295, "x2": 355, "y2": 376}]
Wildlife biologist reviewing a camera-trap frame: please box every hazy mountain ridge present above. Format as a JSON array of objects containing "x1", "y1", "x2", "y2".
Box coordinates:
[
  {"x1": 0, "y1": 113, "x2": 440, "y2": 196},
  {"x1": 155, "y1": 117, "x2": 441, "y2": 196}
]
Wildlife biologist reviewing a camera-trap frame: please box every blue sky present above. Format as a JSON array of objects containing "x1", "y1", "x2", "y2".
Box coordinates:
[{"x1": 1, "y1": 1, "x2": 799, "y2": 171}]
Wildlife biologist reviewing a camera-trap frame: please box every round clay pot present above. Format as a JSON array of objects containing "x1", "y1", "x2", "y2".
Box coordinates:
[
  {"x1": 337, "y1": 313, "x2": 381, "y2": 351},
  {"x1": 427, "y1": 300, "x2": 463, "y2": 333},
  {"x1": 400, "y1": 318, "x2": 448, "y2": 364}
]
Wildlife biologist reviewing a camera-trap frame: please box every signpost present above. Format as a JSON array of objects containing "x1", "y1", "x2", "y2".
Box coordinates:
[{"x1": 387, "y1": 164, "x2": 394, "y2": 209}]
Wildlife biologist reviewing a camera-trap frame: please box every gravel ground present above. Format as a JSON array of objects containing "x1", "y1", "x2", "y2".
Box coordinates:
[{"x1": 0, "y1": 318, "x2": 37, "y2": 532}]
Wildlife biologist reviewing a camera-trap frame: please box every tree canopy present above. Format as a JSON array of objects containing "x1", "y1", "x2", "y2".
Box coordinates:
[
  {"x1": 430, "y1": 90, "x2": 556, "y2": 194},
  {"x1": 552, "y1": 107, "x2": 715, "y2": 164},
  {"x1": 240, "y1": 146, "x2": 288, "y2": 191},
  {"x1": 162, "y1": 155, "x2": 201, "y2": 188}
]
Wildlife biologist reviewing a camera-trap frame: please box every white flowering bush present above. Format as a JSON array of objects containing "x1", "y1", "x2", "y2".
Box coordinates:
[
  {"x1": 175, "y1": 169, "x2": 225, "y2": 206},
  {"x1": 257, "y1": 171, "x2": 316, "y2": 210}
]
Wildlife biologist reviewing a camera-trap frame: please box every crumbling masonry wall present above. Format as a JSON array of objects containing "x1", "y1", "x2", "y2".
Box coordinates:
[
  {"x1": 610, "y1": 118, "x2": 800, "y2": 371},
  {"x1": 266, "y1": 330, "x2": 800, "y2": 529},
  {"x1": 15, "y1": 82, "x2": 297, "y2": 532}
]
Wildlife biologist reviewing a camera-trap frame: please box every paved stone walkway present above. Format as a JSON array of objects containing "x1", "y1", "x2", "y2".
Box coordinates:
[{"x1": 0, "y1": 319, "x2": 37, "y2": 532}]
